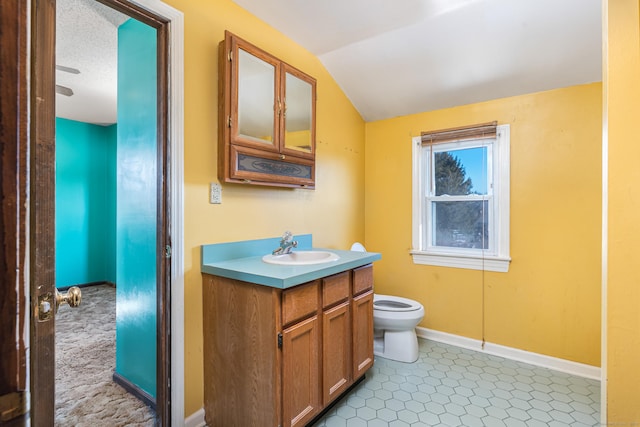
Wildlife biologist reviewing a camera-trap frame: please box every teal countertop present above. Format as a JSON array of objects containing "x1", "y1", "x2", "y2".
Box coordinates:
[{"x1": 201, "y1": 235, "x2": 381, "y2": 289}]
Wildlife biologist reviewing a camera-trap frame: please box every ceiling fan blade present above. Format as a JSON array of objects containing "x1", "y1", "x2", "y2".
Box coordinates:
[
  {"x1": 56, "y1": 85, "x2": 74, "y2": 97},
  {"x1": 56, "y1": 65, "x2": 80, "y2": 74}
]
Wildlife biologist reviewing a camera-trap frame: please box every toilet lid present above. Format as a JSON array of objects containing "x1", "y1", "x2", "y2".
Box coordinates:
[{"x1": 350, "y1": 242, "x2": 366, "y2": 252}]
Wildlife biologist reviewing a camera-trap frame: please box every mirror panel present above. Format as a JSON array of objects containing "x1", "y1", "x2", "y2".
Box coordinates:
[
  {"x1": 237, "y1": 48, "x2": 276, "y2": 146},
  {"x1": 284, "y1": 72, "x2": 313, "y2": 154}
]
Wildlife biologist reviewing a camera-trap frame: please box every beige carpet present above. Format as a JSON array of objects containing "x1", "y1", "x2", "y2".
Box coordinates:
[{"x1": 55, "y1": 284, "x2": 156, "y2": 426}]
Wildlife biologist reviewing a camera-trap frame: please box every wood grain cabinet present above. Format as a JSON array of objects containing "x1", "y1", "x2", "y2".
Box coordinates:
[
  {"x1": 202, "y1": 265, "x2": 374, "y2": 427},
  {"x1": 282, "y1": 281, "x2": 321, "y2": 427},
  {"x1": 321, "y1": 272, "x2": 351, "y2": 405},
  {"x1": 352, "y1": 266, "x2": 375, "y2": 378},
  {"x1": 218, "y1": 31, "x2": 317, "y2": 188}
]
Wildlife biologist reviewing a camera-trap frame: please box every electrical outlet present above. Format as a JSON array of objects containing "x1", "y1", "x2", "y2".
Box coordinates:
[{"x1": 210, "y1": 183, "x2": 222, "y2": 204}]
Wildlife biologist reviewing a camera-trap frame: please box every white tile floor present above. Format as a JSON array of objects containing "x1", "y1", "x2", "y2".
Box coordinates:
[{"x1": 313, "y1": 339, "x2": 600, "y2": 427}]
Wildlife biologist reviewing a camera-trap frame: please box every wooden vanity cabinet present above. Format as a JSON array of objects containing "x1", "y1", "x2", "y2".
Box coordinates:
[{"x1": 202, "y1": 264, "x2": 375, "y2": 427}]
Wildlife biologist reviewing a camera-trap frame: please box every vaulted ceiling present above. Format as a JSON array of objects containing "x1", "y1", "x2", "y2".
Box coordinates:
[
  {"x1": 55, "y1": 0, "x2": 602, "y2": 124},
  {"x1": 233, "y1": 0, "x2": 602, "y2": 122}
]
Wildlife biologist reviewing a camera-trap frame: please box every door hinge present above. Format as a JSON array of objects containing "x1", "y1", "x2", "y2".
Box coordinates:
[
  {"x1": 0, "y1": 392, "x2": 27, "y2": 422},
  {"x1": 277, "y1": 333, "x2": 283, "y2": 349},
  {"x1": 227, "y1": 115, "x2": 232, "y2": 128},
  {"x1": 165, "y1": 245, "x2": 172, "y2": 259},
  {"x1": 228, "y1": 50, "x2": 233, "y2": 62}
]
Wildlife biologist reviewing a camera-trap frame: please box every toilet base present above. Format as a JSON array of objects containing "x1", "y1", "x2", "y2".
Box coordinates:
[{"x1": 373, "y1": 329, "x2": 419, "y2": 363}]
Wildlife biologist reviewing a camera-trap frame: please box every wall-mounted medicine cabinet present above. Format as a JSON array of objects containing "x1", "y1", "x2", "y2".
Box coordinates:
[{"x1": 218, "y1": 31, "x2": 317, "y2": 189}]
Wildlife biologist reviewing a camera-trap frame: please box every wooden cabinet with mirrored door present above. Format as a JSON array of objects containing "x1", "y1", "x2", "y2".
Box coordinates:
[{"x1": 218, "y1": 31, "x2": 317, "y2": 188}]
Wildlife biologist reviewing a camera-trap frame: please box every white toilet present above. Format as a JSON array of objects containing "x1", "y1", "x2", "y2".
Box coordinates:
[
  {"x1": 350, "y1": 243, "x2": 425, "y2": 363},
  {"x1": 373, "y1": 294, "x2": 425, "y2": 363}
]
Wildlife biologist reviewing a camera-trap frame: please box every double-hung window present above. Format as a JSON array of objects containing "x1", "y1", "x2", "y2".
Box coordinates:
[{"x1": 411, "y1": 122, "x2": 511, "y2": 272}]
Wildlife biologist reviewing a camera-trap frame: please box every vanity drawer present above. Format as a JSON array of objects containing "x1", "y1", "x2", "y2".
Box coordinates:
[
  {"x1": 282, "y1": 280, "x2": 320, "y2": 326},
  {"x1": 322, "y1": 271, "x2": 350, "y2": 309},
  {"x1": 352, "y1": 264, "x2": 373, "y2": 296}
]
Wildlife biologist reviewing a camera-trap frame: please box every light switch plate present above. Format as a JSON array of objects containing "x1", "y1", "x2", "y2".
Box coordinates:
[{"x1": 210, "y1": 183, "x2": 222, "y2": 204}]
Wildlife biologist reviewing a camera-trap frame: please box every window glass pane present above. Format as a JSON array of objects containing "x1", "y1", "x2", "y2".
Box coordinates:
[
  {"x1": 434, "y1": 147, "x2": 487, "y2": 195},
  {"x1": 432, "y1": 201, "x2": 488, "y2": 249}
]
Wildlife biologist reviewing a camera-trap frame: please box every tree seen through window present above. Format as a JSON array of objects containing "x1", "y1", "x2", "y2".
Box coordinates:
[{"x1": 433, "y1": 149, "x2": 488, "y2": 249}]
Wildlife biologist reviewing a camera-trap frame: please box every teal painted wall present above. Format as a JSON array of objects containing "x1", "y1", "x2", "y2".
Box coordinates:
[
  {"x1": 115, "y1": 18, "x2": 158, "y2": 398},
  {"x1": 55, "y1": 118, "x2": 116, "y2": 288}
]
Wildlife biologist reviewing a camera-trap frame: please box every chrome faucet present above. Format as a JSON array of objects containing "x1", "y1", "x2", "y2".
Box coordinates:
[{"x1": 272, "y1": 231, "x2": 298, "y2": 255}]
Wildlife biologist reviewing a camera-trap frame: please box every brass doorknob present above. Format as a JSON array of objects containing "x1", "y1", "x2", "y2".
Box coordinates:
[{"x1": 55, "y1": 286, "x2": 82, "y2": 312}]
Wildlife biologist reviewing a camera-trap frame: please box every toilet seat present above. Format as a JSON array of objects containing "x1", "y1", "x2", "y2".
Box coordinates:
[{"x1": 374, "y1": 294, "x2": 422, "y2": 312}]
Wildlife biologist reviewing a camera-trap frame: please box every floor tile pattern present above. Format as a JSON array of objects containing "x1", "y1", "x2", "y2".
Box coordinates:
[{"x1": 313, "y1": 339, "x2": 600, "y2": 427}]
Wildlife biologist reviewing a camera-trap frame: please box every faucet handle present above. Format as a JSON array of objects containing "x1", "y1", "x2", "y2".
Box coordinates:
[{"x1": 282, "y1": 231, "x2": 293, "y2": 242}]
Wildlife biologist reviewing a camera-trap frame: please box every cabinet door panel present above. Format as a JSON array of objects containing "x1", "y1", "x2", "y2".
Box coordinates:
[
  {"x1": 232, "y1": 38, "x2": 280, "y2": 151},
  {"x1": 282, "y1": 315, "x2": 320, "y2": 427},
  {"x1": 282, "y1": 280, "x2": 319, "y2": 326},
  {"x1": 322, "y1": 271, "x2": 350, "y2": 309},
  {"x1": 322, "y1": 301, "x2": 351, "y2": 405},
  {"x1": 352, "y1": 291, "x2": 374, "y2": 378},
  {"x1": 229, "y1": 144, "x2": 316, "y2": 188},
  {"x1": 353, "y1": 264, "x2": 373, "y2": 296},
  {"x1": 282, "y1": 64, "x2": 316, "y2": 160}
]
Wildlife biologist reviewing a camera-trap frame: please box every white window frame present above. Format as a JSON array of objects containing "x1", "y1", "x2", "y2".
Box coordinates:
[{"x1": 411, "y1": 124, "x2": 511, "y2": 272}]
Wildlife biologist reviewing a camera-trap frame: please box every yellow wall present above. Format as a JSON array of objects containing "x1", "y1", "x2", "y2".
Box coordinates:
[
  {"x1": 154, "y1": 0, "x2": 605, "y2": 417},
  {"x1": 364, "y1": 84, "x2": 602, "y2": 366},
  {"x1": 605, "y1": 0, "x2": 640, "y2": 422},
  {"x1": 162, "y1": 0, "x2": 366, "y2": 416}
]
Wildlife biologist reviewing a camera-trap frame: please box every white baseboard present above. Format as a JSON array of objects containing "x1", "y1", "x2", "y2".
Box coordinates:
[
  {"x1": 416, "y1": 327, "x2": 601, "y2": 381},
  {"x1": 185, "y1": 408, "x2": 206, "y2": 427}
]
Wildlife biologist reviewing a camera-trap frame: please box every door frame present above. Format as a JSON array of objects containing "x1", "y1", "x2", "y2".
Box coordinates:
[
  {"x1": 30, "y1": 0, "x2": 184, "y2": 424},
  {"x1": 0, "y1": 0, "x2": 29, "y2": 422}
]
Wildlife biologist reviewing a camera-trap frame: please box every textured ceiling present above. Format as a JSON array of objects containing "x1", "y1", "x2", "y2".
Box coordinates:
[
  {"x1": 233, "y1": 0, "x2": 602, "y2": 121},
  {"x1": 56, "y1": 0, "x2": 127, "y2": 125}
]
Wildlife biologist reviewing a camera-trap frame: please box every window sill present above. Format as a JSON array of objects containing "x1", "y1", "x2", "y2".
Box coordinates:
[{"x1": 410, "y1": 250, "x2": 511, "y2": 272}]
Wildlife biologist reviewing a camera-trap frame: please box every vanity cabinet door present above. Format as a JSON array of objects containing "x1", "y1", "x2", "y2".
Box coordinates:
[
  {"x1": 322, "y1": 301, "x2": 351, "y2": 405},
  {"x1": 352, "y1": 290, "x2": 374, "y2": 378},
  {"x1": 282, "y1": 315, "x2": 321, "y2": 427}
]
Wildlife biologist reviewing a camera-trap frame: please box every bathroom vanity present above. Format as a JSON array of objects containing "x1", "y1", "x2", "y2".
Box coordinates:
[{"x1": 201, "y1": 236, "x2": 381, "y2": 427}]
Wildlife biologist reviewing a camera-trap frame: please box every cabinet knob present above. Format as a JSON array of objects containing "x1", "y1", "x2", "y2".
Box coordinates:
[{"x1": 280, "y1": 154, "x2": 285, "y2": 160}]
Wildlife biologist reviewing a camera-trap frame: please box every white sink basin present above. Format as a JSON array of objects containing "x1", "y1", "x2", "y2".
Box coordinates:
[{"x1": 262, "y1": 250, "x2": 340, "y2": 266}]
